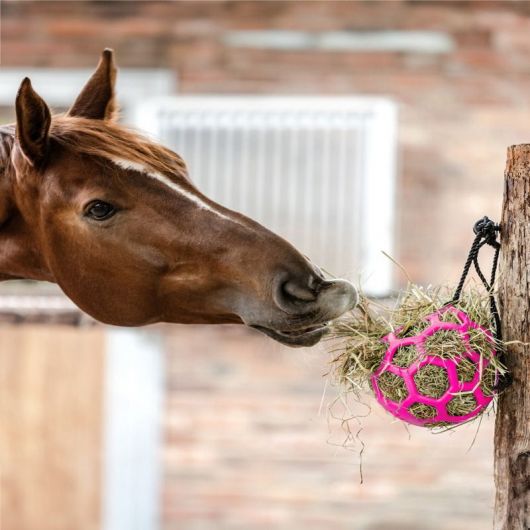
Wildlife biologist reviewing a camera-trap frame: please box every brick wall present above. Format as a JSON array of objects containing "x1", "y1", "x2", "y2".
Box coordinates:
[
  {"x1": 162, "y1": 324, "x2": 495, "y2": 530},
  {"x1": 0, "y1": 2, "x2": 522, "y2": 528},
  {"x1": 2, "y1": 0, "x2": 530, "y2": 285}
]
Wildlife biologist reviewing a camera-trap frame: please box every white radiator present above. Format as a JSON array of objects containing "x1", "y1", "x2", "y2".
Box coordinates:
[{"x1": 134, "y1": 97, "x2": 397, "y2": 296}]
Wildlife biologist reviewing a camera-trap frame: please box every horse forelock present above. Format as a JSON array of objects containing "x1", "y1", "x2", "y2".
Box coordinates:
[{"x1": 49, "y1": 116, "x2": 188, "y2": 179}]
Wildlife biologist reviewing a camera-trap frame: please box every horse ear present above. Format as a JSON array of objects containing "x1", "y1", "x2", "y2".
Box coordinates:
[
  {"x1": 15, "y1": 77, "x2": 51, "y2": 167},
  {"x1": 68, "y1": 48, "x2": 117, "y2": 120}
]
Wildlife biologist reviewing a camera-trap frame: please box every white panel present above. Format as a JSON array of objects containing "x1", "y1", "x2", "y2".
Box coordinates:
[
  {"x1": 103, "y1": 328, "x2": 164, "y2": 530},
  {"x1": 361, "y1": 101, "x2": 398, "y2": 295},
  {"x1": 223, "y1": 30, "x2": 455, "y2": 54},
  {"x1": 0, "y1": 68, "x2": 175, "y2": 106},
  {"x1": 134, "y1": 96, "x2": 398, "y2": 295},
  {"x1": 0, "y1": 68, "x2": 176, "y2": 124}
]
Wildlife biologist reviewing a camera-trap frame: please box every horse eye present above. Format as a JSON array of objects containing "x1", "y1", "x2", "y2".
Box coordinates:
[{"x1": 84, "y1": 200, "x2": 116, "y2": 220}]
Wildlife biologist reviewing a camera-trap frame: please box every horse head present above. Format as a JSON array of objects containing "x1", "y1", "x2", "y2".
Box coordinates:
[{"x1": 4, "y1": 49, "x2": 357, "y2": 347}]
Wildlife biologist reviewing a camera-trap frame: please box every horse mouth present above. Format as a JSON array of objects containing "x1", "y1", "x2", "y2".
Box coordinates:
[{"x1": 251, "y1": 323, "x2": 329, "y2": 347}]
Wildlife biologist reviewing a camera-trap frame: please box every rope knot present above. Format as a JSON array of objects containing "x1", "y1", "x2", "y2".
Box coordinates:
[{"x1": 473, "y1": 216, "x2": 500, "y2": 247}]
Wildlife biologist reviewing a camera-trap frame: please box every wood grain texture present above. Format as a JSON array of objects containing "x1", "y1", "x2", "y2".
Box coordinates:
[
  {"x1": 0, "y1": 325, "x2": 104, "y2": 530},
  {"x1": 495, "y1": 145, "x2": 530, "y2": 530}
]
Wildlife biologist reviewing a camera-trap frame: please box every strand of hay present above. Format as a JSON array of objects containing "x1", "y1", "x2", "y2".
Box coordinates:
[{"x1": 328, "y1": 283, "x2": 508, "y2": 430}]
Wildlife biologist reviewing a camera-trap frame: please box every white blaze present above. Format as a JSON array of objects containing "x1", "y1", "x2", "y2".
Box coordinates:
[{"x1": 110, "y1": 157, "x2": 233, "y2": 221}]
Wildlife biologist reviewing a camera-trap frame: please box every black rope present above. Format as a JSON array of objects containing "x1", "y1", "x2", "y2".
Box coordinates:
[
  {"x1": 449, "y1": 216, "x2": 511, "y2": 390},
  {"x1": 450, "y1": 217, "x2": 500, "y2": 337}
]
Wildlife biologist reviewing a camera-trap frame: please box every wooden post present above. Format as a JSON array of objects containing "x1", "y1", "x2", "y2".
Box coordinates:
[{"x1": 494, "y1": 145, "x2": 530, "y2": 529}]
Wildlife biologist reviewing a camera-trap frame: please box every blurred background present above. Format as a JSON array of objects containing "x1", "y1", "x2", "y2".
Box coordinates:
[{"x1": 1, "y1": 1, "x2": 529, "y2": 529}]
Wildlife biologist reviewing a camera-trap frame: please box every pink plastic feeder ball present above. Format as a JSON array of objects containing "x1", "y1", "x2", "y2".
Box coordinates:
[{"x1": 370, "y1": 305, "x2": 499, "y2": 427}]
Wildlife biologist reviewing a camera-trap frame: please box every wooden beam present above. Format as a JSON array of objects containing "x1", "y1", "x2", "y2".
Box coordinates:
[{"x1": 494, "y1": 145, "x2": 530, "y2": 529}]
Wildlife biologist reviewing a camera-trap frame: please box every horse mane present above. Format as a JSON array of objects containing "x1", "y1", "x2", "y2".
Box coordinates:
[
  {"x1": 50, "y1": 116, "x2": 188, "y2": 177},
  {"x1": 0, "y1": 126, "x2": 15, "y2": 169}
]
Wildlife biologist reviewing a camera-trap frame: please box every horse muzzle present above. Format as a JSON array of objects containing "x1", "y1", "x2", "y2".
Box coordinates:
[{"x1": 252, "y1": 278, "x2": 358, "y2": 347}]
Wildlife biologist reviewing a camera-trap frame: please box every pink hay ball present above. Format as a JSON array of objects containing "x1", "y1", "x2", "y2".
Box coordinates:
[{"x1": 370, "y1": 305, "x2": 499, "y2": 427}]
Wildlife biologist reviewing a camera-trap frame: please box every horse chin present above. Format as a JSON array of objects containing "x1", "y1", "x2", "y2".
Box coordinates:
[{"x1": 250, "y1": 324, "x2": 329, "y2": 347}]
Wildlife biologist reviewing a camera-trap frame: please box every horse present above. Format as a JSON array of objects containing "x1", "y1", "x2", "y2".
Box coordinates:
[{"x1": 0, "y1": 49, "x2": 357, "y2": 347}]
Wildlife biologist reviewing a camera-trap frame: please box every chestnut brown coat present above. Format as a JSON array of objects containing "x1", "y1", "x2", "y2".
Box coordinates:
[{"x1": 0, "y1": 50, "x2": 357, "y2": 347}]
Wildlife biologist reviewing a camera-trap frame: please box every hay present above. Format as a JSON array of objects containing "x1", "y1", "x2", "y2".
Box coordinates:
[
  {"x1": 331, "y1": 296, "x2": 389, "y2": 384},
  {"x1": 447, "y1": 394, "x2": 478, "y2": 416},
  {"x1": 414, "y1": 365, "x2": 449, "y2": 399},
  {"x1": 377, "y1": 371, "x2": 408, "y2": 402},
  {"x1": 329, "y1": 283, "x2": 508, "y2": 429},
  {"x1": 480, "y1": 363, "x2": 498, "y2": 397},
  {"x1": 456, "y1": 357, "x2": 477, "y2": 383},
  {"x1": 409, "y1": 402, "x2": 437, "y2": 420},
  {"x1": 424, "y1": 330, "x2": 467, "y2": 358},
  {"x1": 392, "y1": 345, "x2": 417, "y2": 368}
]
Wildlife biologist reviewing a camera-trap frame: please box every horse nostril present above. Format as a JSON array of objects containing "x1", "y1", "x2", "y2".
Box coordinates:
[
  {"x1": 272, "y1": 276, "x2": 319, "y2": 313},
  {"x1": 282, "y1": 280, "x2": 317, "y2": 302}
]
